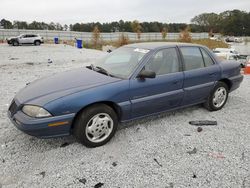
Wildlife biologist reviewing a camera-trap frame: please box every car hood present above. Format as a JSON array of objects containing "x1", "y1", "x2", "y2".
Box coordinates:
[
  {"x1": 8, "y1": 36, "x2": 19, "y2": 40},
  {"x1": 15, "y1": 67, "x2": 121, "y2": 106}
]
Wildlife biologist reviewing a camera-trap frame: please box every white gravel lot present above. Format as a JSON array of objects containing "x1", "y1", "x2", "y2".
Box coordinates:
[{"x1": 0, "y1": 44, "x2": 249, "y2": 188}]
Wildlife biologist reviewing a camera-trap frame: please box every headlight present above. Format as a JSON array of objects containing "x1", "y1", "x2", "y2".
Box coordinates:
[{"x1": 22, "y1": 105, "x2": 52, "y2": 118}]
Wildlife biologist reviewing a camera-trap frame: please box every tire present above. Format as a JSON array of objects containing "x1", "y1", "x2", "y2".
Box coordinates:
[
  {"x1": 12, "y1": 40, "x2": 19, "y2": 46},
  {"x1": 204, "y1": 81, "x2": 229, "y2": 111},
  {"x1": 34, "y1": 40, "x2": 41, "y2": 46},
  {"x1": 73, "y1": 104, "x2": 118, "y2": 147}
]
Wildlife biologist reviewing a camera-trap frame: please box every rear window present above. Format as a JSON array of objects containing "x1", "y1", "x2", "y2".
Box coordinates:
[
  {"x1": 200, "y1": 48, "x2": 214, "y2": 67},
  {"x1": 180, "y1": 47, "x2": 205, "y2": 71}
]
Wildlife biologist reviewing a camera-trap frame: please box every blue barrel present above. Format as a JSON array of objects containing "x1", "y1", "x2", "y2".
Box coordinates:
[
  {"x1": 76, "y1": 39, "x2": 82, "y2": 48},
  {"x1": 54, "y1": 37, "x2": 59, "y2": 44}
]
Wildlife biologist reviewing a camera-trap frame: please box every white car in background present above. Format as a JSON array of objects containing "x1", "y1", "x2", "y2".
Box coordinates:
[
  {"x1": 213, "y1": 48, "x2": 247, "y2": 67},
  {"x1": 7, "y1": 34, "x2": 44, "y2": 46},
  {"x1": 213, "y1": 48, "x2": 239, "y2": 60}
]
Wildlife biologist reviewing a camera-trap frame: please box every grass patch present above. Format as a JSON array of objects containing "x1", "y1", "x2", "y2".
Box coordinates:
[
  {"x1": 44, "y1": 38, "x2": 229, "y2": 51},
  {"x1": 191, "y1": 39, "x2": 229, "y2": 49}
]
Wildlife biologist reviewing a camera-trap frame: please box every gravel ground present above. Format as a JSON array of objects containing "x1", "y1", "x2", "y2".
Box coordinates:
[{"x1": 0, "y1": 44, "x2": 249, "y2": 188}]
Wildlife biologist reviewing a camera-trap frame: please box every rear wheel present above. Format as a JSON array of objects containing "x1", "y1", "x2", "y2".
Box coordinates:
[
  {"x1": 12, "y1": 40, "x2": 19, "y2": 46},
  {"x1": 204, "y1": 82, "x2": 229, "y2": 111},
  {"x1": 73, "y1": 104, "x2": 118, "y2": 147}
]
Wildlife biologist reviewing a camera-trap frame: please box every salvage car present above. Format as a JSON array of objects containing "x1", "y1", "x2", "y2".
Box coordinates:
[
  {"x1": 8, "y1": 42, "x2": 243, "y2": 147},
  {"x1": 7, "y1": 34, "x2": 43, "y2": 46}
]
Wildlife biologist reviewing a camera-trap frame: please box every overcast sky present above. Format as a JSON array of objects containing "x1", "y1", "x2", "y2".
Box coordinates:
[{"x1": 1, "y1": 0, "x2": 250, "y2": 24}]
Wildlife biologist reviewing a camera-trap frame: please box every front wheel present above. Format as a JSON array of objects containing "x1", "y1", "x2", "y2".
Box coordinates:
[
  {"x1": 73, "y1": 104, "x2": 118, "y2": 147},
  {"x1": 204, "y1": 82, "x2": 229, "y2": 111},
  {"x1": 34, "y1": 41, "x2": 41, "y2": 46}
]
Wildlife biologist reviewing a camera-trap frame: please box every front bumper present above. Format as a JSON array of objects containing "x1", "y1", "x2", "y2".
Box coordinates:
[{"x1": 8, "y1": 109, "x2": 75, "y2": 138}]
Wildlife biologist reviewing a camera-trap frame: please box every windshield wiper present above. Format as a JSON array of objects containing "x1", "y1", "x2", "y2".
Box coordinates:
[
  {"x1": 87, "y1": 64, "x2": 112, "y2": 77},
  {"x1": 95, "y1": 66, "x2": 111, "y2": 76}
]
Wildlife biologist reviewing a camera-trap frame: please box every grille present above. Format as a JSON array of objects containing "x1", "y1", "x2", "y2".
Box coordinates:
[{"x1": 9, "y1": 101, "x2": 18, "y2": 117}]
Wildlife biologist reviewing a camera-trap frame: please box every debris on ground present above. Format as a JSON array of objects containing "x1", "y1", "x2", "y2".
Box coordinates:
[
  {"x1": 208, "y1": 152, "x2": 225, "y2": 159},
  {"x1": 153, "y1": 158, "x2": 163, "y2": 167},
  {"x1": 197, "y1": 127, "x2": 203, "y2": 132},
  {"x1": 94, "y1": 182, "x2": 104, "y2": 188},
  {"x1": 60, "y1": 142, "x2": 70, "y2": 148},
  {"x1": 241, "y1": 152, "x2": 245, "y2": 161},
  {"x1": 189, "y1": 120, "x2": 217, "y2": 126},
  {"x1": 78, "y1": 178, "x2": 86, "y2": 184},
  {"x1": 48, "y1": 59, "x2": 53, "y2": 64},
  {"x1": 9, "y1": 58, "x2": 19, "y2": 60},
  {"x1": 26, "y1": 62, "x2": 34, "y2": 65},
  {"x1": 39, "y1": 171, "x2": 46, "y2": 178},
  {"x1": 112, "y1": 162, "x2": 117, "y2": 167},
  {"x1": 187, "y1": 147, "x2": 197, "y2": 155},
  {"x1": 166, "y1": 182, "x2": 174, "y2": 188}
]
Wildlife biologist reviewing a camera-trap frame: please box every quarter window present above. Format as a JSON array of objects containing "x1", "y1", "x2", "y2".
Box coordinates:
[
  {"x1": 200, "y1": 48, "x2": 214, "y2": 66},
  {"x1": 145, "y1": 48, "x2": 179, "y2": 75},
  {"x1": 180, "y1": 47, "x2": 205, "y2": 71}
]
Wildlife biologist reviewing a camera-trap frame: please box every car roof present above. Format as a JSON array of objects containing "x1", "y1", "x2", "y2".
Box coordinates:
[
  {"x1": 20, "y1": 34, "x2": 38, "y2": 35},
  {"x1": 124, "y1": 42, "x2": 202, "y2": 50}
]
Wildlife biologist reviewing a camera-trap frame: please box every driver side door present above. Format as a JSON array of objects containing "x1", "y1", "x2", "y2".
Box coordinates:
[{"x1": 129, "y1": 47, "x2": 185, "y2": 118}]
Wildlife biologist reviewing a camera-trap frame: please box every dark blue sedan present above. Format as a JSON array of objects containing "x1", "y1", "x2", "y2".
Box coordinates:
[{"x1": 8, "y1": 42, "x2": 243, "y2": 147}]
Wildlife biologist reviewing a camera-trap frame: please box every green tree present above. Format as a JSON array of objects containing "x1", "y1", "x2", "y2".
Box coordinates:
[
  {"x1": 0, "y1": 19, "x2": 13, "y2": 29},
  {"x1": 13, "y1": 21, "x2": 28, "y2": 29},
  {"x1": 191, "y1": 13, "x2": 221, "y2": 32}
]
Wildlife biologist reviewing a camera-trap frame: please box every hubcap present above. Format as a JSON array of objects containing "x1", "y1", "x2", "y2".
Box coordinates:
[
  {"x1": 213, "y1": 87, "x2": 227, "y2": 108},
  {"x1": 85, "y1": 113, "x2": 113, "y2": 143}
]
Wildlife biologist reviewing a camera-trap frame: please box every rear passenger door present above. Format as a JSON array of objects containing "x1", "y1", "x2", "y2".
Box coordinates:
[{"x1": 179, "y1": 46, "x2": 220, "y2": 105}]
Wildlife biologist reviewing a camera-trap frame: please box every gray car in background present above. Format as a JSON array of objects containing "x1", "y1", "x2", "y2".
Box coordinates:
[{"x1": 7, "y1": 34, "x2": 44, "y2": 46}]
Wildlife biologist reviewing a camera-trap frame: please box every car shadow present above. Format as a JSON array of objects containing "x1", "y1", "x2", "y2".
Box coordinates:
[
  {"x1": 11, "y1": 104, "x2": 204, "y2": 151},
  {"x1": 118, "y1": 104, "x2": 203, "y2": 130}
]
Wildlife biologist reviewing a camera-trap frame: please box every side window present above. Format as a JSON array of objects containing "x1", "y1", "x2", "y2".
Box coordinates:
[
  {"x1": 200, "y1": 48, "x2": 214, "y2": 66},
  {"x1": 145, "y1": 48, "x2": 179, "y2": 75},
  {"x1": 180, "y1": 47, "x2": 204, "y2": 71}
]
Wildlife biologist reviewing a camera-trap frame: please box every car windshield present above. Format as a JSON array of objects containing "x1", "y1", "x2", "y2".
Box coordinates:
[{"x1": 93, "y1": 47, "x2": 150, "y2": 79}]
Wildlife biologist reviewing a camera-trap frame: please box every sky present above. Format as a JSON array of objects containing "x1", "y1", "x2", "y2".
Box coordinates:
[{"x1": 1, "y1": 0, "x2": 250, "y2": 24}]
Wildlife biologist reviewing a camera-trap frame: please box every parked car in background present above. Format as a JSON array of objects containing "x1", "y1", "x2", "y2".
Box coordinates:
[
  {"x1": 225, "y1": 36, "x2": 243, "y2": 43},
  {"x1": 7, "y1": 34, "x2": 43, "y2": 46},
  {"x1": 213, "y1": 48, "x2": 247, "y2": 67},
  {"x1": 8, "y1": 42, "x2": 243, "y2": 147}
]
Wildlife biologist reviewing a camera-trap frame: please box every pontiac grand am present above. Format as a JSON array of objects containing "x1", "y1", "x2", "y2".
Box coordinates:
[{"x1": 8, "y1": 42, "x2": 243, "y2": 147}]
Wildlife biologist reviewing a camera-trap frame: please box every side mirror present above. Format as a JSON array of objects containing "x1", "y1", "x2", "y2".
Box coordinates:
[{"x1": 137, "y1": 70, "x2": 156, "y2": 79}]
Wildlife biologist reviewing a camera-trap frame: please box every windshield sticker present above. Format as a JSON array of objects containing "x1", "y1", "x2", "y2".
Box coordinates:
[{"x1": 134, "y1": 48, "x2": 150, "y2": 54}]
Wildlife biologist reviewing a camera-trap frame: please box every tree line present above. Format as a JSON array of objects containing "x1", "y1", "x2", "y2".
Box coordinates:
[{"x1": 1, "y1": 9, "x2": 249, "y2": 36}]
